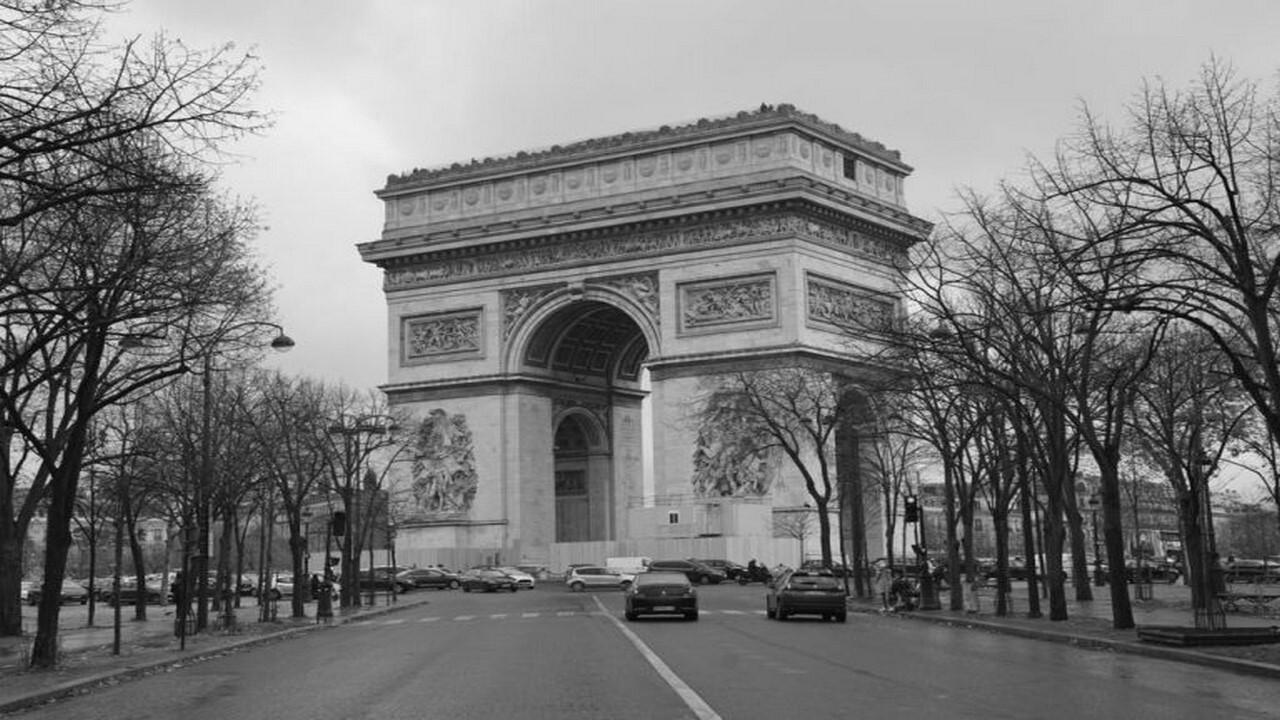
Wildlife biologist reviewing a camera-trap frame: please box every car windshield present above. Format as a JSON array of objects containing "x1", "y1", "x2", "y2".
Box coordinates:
[
  {"x1": 787, "y1": 575, "x2": 840, "y2": 589},
  {"x1": 636, "y1": 572, "x2": 689, "y2": 587}
]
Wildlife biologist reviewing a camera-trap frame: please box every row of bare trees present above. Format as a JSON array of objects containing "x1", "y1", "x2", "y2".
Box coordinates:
[
  {"x1": 893, "y1": 59, "x2": 1279, "y2": 629},
  {"x1": 694, "y1": 60, "x2": 1279, "y2": 634},
  {"x1": 0, "y1": 1, "x2": 277, "y2": 668}
]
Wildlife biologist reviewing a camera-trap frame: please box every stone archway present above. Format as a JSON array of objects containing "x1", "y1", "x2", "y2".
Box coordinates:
[{"x1": 362, "y1": 105, "x2": 933, "y2": 569}]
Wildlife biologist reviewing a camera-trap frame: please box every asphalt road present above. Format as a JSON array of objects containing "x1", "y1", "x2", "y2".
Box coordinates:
[{"x1": 6, "y1": 584, "x2": 1276, "y2": 719}]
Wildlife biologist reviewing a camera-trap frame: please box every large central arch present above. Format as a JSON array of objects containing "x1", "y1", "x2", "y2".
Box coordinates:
[{"x1": 361, "y1": 105, "x2": 932, "y2": 569}]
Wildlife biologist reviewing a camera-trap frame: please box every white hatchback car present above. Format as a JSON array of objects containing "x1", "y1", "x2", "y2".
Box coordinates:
[
  {"x1": 566, "y1": 566, "x2": 636, "y2": 592},
  {"x1": 496, "y1": 566, "x2": 536, "y2": 590}
]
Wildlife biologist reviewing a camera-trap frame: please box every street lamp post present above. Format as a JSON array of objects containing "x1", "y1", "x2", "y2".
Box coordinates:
[
  {"x1": 1089, "y1": 493, "x2": 1103, "y2": 586},
  {"x1": 194, "y1": 324, "x2": 294, "y2": 633}
]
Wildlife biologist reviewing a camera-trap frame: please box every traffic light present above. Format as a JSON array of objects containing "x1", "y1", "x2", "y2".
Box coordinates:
[
  {"x1": 331, "y1": 510, "x2": 346, "y2": 537},
  {"x1": 904, "y1": 497, "x2": 920, "y2": 523}
]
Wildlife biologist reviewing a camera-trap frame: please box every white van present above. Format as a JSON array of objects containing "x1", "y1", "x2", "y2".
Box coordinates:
[{"x1": 605, "y1": 557, "x2": 652, "y2": 575}]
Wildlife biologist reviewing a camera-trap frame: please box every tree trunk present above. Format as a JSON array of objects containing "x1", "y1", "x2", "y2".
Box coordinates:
[
  {"x1": 31, "y1": 463, "x2": 82, "y2": 668},
  {"x1": 943, "y1": 461, "x2": 963, "y2": 611},
  {"x1": 0, "y1": 514, "x2": 25, "y2": 637},
  {"x1": 1065, "y1": 490, "x2": 1093, "y2": 601},
  {"x1": 815, "y1": 498, "x2": 833, "y2": 567},
  {"x1": 1098, "y1": 464, "x2": 1134, "y2": 629},
  {"x1": 993, "y1": 515, "x2": 1010, "y2": 616}
]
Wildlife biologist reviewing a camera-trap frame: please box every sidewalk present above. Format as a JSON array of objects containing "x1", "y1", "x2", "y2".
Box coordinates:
[
  {"x1": 850, "y1": 581, "x2": 1280, "y2": 679},
  {"x1": 0, "y1": 592, "x2": 431, "y2": 714}
]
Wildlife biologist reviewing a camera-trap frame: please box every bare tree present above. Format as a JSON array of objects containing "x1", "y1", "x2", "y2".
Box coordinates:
[{"x1": 698, "y1": 368, "x2": 870, "y2": 568}]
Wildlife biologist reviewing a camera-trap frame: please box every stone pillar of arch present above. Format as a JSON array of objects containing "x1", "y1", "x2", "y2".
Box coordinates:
[{"x1": 359, "y1": 104, "x2": 932, "y2": 569}]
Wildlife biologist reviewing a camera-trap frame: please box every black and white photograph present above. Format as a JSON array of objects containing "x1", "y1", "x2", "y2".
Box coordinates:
[{"x1": 2, "y1": 1, "x2": 1279, "y2": 718}]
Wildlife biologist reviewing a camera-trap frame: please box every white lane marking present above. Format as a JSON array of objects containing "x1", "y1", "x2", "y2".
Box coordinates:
[
  {"x1": 419, "y1": 617, "x2": 440, "y2": 623},
  {"x1": 521, "y1": 612, "x2": 540, "y2": 618},
  {"x1": 490, "y1": 614, "x2": 508, "y2": 620},
  {"x1": 720, "y1": 610, "x2": 745, "y2": 615},
  {"x1": 384, "y1": 619, "x2": 406, "y2": 625},
  {"x1": 593, "y1": 596, "x2": 722, "y2": 720},
  {"x1": 454, "y1": 615, "x2": 475, "y2": 621},
  {"x1": 556, "y1": 611, "x2": 575, "y2": 617}
]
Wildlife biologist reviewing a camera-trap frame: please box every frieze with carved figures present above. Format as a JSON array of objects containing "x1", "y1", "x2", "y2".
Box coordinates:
[
  {"x1": 679, "y1": 274, "x2": 775, "y2": 333},
  {"x1": 403, "y1": 309, "x2": 482, "y2": 363},
  {"x1": 384, "y1": 211, "x2": 906, "y2": 290},
  {"x1": 806, "y1": 274, "x2": 895, "y2": 332}
]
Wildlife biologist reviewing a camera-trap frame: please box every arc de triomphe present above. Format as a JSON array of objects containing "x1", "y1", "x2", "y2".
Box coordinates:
[{"x1": 358, "y1": 104, "x2": 931, "y2": 568}]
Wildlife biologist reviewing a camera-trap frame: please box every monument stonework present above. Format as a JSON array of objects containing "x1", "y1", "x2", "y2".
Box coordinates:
[{"x1": 359, "y1": 105, "x2": 932, "y2": 568}]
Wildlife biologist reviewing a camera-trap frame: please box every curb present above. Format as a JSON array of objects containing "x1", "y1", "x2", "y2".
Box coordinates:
[
  {"x1": 0, "y1": 599, "x2": 424, "y2": 715},
  {"x1": 851, "y1": 605, "x2": 1280, "y2": 680}
]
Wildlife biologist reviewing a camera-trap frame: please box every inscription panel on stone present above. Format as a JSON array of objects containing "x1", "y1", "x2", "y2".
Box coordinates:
[
  {"x1": 805, "y1": 273, "x2": 895, "y2": 333},
  {"x1": 678, "y1": 273, "x2": 776, "y2": 335},
  {"x1": 402, "y1": 308, "x2": 484, "y2": 364}
]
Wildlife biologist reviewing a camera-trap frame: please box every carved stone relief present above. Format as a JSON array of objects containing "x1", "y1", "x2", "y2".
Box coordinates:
[
  {"x1": 385, "y1": 211, "x2": 905, "y2": 290},
  {"x1": 407, "y1": 409, "x2": 478, "y2": 518},
  {"x1": 691, "y1": 390, "x2": 773, "y2": 498},
  {"x1": 403, "y1": 309, "x2": 482, "y2": 362},
  {"x1": 589, "y1": 272, "x2": 659, "y2": 321},
  {"x1": 679, "y1": 274, "x2": 775, "y2": 332},
  {"x1": 500, "y1": 284, "x2": 562, "y2": 341},
  {"x1": 806, "y1": 274, "x2": 895, "y2": 331}
]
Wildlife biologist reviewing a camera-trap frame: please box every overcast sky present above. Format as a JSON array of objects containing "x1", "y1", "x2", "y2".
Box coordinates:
[{"x1": 104, "y1": 1, "x2": 1280, "y2": 392}]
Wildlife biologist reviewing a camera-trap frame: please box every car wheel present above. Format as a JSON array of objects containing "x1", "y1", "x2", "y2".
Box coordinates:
[
  {"x1": 570, "y1": 581, "x2": 585, "y2": 592},
  {"x1": 510, "y1": 586, "x2": 518, "y2": 593},
  {"x1": 448, "y1": 580, "x2": 460, "y2": 589},
  {"x1": 698, "y1": 575, "x2": 710, "y2": 585},
  {"x1": 625, "y1": 611, "x2": 637, "y2": 621},
  {"x1": 776, "y1": 604, "x2": 787, "y2": 621},
  {"x1": 836, "y1": 612, "x2": 847, "y2": 623},
  {"x1": 685, "y1": 611, "x2": 698, "y2": 621},
  {"x1": 766, "y1": 606, "x2": 776, "y2": 619},
  {"x1": 463, "y1": 586, "x2": 471, "y2": 593}
]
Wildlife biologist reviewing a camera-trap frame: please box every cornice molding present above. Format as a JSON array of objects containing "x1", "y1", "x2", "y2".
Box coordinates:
[{"x1": 382, "y1": 103, "x2": 908, "y2": 192}]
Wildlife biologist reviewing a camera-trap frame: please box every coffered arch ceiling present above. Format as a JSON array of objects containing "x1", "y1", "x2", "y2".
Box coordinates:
[{"x1": 523, "y1": 301, "x2": 648, "y2": 384}]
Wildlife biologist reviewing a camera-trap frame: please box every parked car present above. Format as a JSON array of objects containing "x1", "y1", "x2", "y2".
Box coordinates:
[
  {"x1": 19, "y1": 580, "x2": 33, "y2": 604},
  {"x1": 397, "y1": 567, "x2": 461, "y2": 590},
  {"x1": 566, "y1": 566, "x2": 635, "y2": 592},
  {"x1": 1224, "y1": 558, "x2": 1280, "y2": 583},
  {"x1": 356, "y1": 567, "x2": 412, "y2": 594},
  {"x1": 494, "y1": 566, "x2": 536, "y2": 589},
  {"x1": 647, "y1": 559, "x2": 725, "y2": 585},
  {"x1": 460, "y1": 569, "x2": 518, "y2": 593},
  {"x1": 624, "y1": 571, "x2": 698, "y2": 621},
  {"x1": 693, "y1": 559, "x2": 748, "y2": 582},
  {"x1": 268, "y1": 573, "x2": 340, "y2": 601},
  {"x1": 104, "y1": 579, "x2": 164, "y2": 606},
  {"x1": 767, "y1": 568, "x2": 846, "y2": 622},
  {"x1": 28, "y1": 579, "x2": 90, "y2": 605}
]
